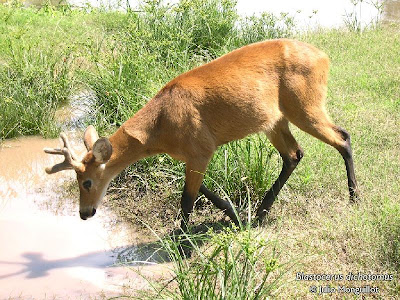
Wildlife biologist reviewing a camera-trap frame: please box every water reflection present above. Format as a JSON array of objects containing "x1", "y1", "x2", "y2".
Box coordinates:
[
  {"x1": 0, "y1": 251, "x2": 114, "y2": 279},
  {"x1": 0, "y1": 237, "x2": 174, "y2": 281},
  {"x1": 0, "y1": 135, "x2": 136, "y2": 298}
]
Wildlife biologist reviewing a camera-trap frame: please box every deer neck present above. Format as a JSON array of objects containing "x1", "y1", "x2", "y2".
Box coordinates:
[{"x1": 104, "y1": 103, "x2": 162, "y2": 179}]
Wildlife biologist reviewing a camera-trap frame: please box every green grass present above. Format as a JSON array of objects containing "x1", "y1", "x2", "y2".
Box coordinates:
[
  {"x1": 0, "y1": 5, "x2": 79, "y2": 138},
  {"x1": 0, "y1": 3, "x2": 107, "y2": 139},
  {"x1": 1, "y1": 1, "x2": 400, "y2": 298},
  {"x1": 138, "y1": 226, "x2": 284, "y2": 300}
]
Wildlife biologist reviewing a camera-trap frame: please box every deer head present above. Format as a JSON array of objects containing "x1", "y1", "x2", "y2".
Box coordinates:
[{"x1": 44, "y1": 126, "x2": 113, "y2": 220}]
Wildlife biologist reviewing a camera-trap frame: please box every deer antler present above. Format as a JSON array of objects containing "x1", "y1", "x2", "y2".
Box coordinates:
[{"x1": 44, "y1": 133, "x2": 85, "y2": 174}]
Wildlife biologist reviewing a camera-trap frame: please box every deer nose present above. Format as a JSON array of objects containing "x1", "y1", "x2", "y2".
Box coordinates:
[
  {"x1": 80, "y1": 211, "x2": 89, "y2": 220},
  {"x1": 80, "y1": 208, "x2": 96, "y2": 220}
]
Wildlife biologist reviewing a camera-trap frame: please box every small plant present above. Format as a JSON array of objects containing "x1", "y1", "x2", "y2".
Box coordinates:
[
  {"x1": 207, "y1": 136, "x2": 278, "y2": 208},
  {"x1": 239, "y1": 11, "x2": 295, "y2": 45},
  {"x1": 147, "y1": 226, "x2": 283, "y2": 299},
  {"x1": 343, "y1": 0, "x2": 385, "y2": 32}
]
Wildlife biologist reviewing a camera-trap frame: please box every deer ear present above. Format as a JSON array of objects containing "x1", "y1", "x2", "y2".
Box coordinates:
[
  {"x1": 92, "y1": 138, "x2": 113, "y2": 164},
  {"x1": 84, "y1": 125, "x2": 99, "y2": 151}
]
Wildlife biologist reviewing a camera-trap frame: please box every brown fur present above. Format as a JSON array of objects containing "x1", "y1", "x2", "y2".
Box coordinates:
[
  {"x1": 122, "y1": 39, "x2": 335, "y2": 160},
  {"x1": 46, "y1": 39, "x2": 358, "y2": 224}
]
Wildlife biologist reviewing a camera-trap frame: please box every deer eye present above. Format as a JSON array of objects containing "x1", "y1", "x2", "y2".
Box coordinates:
[{"x1": 83, "y1": 180, "x2": 92, "y2": 191}]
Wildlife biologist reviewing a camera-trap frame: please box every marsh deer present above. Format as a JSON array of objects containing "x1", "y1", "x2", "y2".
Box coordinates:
[{"x1": 44, "y1": 39, "x2": 358, "y2": 228}]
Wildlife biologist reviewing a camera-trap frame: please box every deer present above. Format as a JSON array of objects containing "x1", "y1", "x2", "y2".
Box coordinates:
[{"x1": 44, "y1": 39, "x2": 358, "y2": 230}]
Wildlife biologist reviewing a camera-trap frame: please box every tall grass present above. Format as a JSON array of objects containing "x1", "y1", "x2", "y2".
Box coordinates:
[
  {"x1": 0, "y1": 6, "x2": 68, "y2": 138},
  {"x1": 131, "y1": 223, "x2": 286, "y2": 299},
  {"x1": 343, "y1": 0, "x2": 385, "y2": 32},
  {"x1": 0, "y1": 4, "x2": 104, "y2": 139}
]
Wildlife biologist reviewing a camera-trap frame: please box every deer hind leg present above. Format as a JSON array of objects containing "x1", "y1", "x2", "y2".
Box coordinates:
[
  {"x1": 286, "y1": 108, "x2": 359, "y2": 202},
  {"x1": 334, "y1": 126, "x2": 358, "y2": 200},
  {"x1": 256, "y1": 119, "x2": 304, "y2": 223}
]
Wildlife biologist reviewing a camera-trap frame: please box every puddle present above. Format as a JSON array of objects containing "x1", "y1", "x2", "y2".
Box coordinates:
[
  {"x1": 0, "y1": 97, "x2": 171, "y2": 299},
  {"x1": 55, "y1": 91, "x2": 97, "y2": 131}
]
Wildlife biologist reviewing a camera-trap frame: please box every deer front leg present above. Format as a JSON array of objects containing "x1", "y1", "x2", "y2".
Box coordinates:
[
  {"x1": 180, "y1": 163, "x2": 207, "y2": 232},
  {"x1": 199, "y1": 184, "x2": 239, "y2": 225}
]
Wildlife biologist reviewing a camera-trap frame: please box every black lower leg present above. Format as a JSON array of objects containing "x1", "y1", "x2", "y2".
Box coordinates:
[
  {"x1": 256, "y1": 149, "x2": 303, "y2": 223},
  {"x1": 335, "y1": 127, "x2": 359, "y2": 201},
  {"x1": 180, "y1": 186, "x2": 194, "y2": 231},
  {"x1": 199, "y1": 184, "x2": 239, "y2": 225}
]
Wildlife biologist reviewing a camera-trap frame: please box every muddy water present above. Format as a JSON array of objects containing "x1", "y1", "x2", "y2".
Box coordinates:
[{"x1": 0, "y1": 136, "x2": 170, "y2": 297}]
